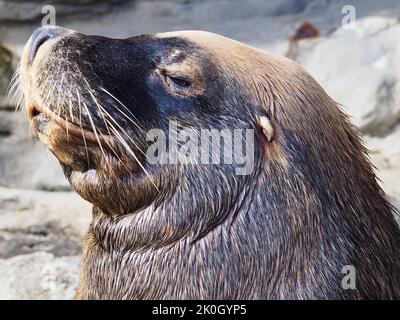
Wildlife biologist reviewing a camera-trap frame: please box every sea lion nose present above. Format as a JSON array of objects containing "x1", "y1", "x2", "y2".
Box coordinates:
[{"x1": 29, "y1": 26, "x2": 65, "y2": 65}]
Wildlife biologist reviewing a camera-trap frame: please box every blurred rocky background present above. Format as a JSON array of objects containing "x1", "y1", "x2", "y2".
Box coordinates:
[{"x1": 0, "y1": 0, "x2": 399, "y2": 299}]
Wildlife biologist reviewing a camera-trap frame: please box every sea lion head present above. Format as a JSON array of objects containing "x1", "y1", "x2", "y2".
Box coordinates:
[
  {"x1": 19, "y1": 26, "x2": 359, "y2": 233},
  {"x1": 17, "y1": 26, "x2": 400, "y2": 299},
  {"x1": 19, "y1": 27, "x2": 269, "y2": 215}
]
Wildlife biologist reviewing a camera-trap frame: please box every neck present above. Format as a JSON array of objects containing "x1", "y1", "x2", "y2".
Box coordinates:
[{"x1": 89, "y1": 170, "x2": 259, "y2": 252}]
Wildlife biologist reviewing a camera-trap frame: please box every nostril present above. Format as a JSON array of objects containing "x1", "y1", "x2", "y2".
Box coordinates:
[
  {"x1": 29, "y1": 26, "x2": 64, "y2": 65},
  {"x1": 29, "y1": 34, "x2": 50, "y2": 65}
]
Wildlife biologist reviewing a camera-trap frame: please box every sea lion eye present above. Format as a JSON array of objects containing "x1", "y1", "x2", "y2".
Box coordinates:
[{"x1": 166, "y1": 74, "x2": 191, "y2": 88}]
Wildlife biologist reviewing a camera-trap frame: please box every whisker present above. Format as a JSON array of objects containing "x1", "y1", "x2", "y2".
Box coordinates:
[
  {"x1": 93, "y1": 99, "x2": 148, "y2": 158},
  {"x1": 76, "y1": 88, "x2": 90, "y2": 168},
  {"x1": 9, "y1": 78, "x2": 22, "y2": 105},
  {"x1": 79, "y1": 86, "x2": 122, "y2": 167},
  {"x1": 68, "y1": 95, "x2": 75, "y2": 123},
  {"x1": 82, "y1": 78, "x2": 112, "y2": 136},
  {"x1": 107, "y1": 122, "x2": 159, "y2": 191},
  {"x1": 7, "y1": 78, "x2": 19, "y2": 100},
  {"x1": 82, "y1": 100, "x2": 109, "y2": 167},
  {"x1": 43, "y1": 76, "x2": 57, "y2": 108},
  {"x1": 6, "y1": 64, "x2": 21, "y2": 96},
  {"x1": 56, "y1": 73, "x2": 65, "y2": 117},
  {"x1": 88, "y1": 96, "x2": 158, "y2": 189},
  {"x1": 96, "y1": 90, "x2": 158, "y2": 190},
  {"x1": 65, "y1": 115, "x2": 70, "y2": 142},
  {"x1": 100, "y1": 87, "x2": 145, "y2": 133},
  {"x1": 74, "y1": 64, "x2": 158, "y2": 190},
  {"x1": 15, "y1": 93, "x2": 24, "y2": 112},
  {"x1": 84, "y1": 78, "x2": 152, "y2": 169}
]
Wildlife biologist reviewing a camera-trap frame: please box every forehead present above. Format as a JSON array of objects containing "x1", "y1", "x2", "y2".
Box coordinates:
[
  {"x1": 156, "y1": 30, "x2": 242, "y2": 51},
  {"x1": 160, "y1": 31, "x2": 265, "y2": 55},
  {"x1": 125, "y1": 33, "x2": 221, "y2": 74},
  {"x1": 125, "y1": 33, "x2": 203, "y2": 64},
  {"x1": 155, "y1": 30, "x2": 269, "y2": 69}
]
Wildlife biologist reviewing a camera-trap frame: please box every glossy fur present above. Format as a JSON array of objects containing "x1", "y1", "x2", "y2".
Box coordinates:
[{"x1": 19, "y1": 28, "x2": 400, "y2": 299}]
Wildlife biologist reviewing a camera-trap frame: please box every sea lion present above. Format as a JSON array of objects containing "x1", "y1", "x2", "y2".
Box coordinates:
[{"x1": 18, "y1": 25, "x2": 400, "y2": 299}]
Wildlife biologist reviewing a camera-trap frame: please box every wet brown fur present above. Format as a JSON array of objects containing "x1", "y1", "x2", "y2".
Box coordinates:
[{"x1": 20, "y1": 29, "x2": 400, "y2": 299}]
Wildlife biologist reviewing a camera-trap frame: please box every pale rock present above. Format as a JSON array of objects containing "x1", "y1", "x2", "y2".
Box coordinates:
[
  {"x1": 0, "y1": 252, "x2": 80, "y2": 300},
  {"x1": 0, "y1": 111, "x2": 71, "y2": 190},
  {"x1": 295, "y1": 16, "x2": 400, "y2": 136},
  {"x1": 0, "y1": 187, "x2": 91, "y2": 258},
  {"x1": 365, "y1": 125, "x2": 400, "y2": 204}
]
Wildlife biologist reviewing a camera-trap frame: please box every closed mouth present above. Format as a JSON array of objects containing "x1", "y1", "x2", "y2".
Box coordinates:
[{"x1": 28, "y1": 103, "x2": 115, "y2": 149}]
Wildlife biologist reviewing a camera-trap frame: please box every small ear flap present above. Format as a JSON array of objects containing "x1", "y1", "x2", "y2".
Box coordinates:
[{"x1": 258, "y1": 115, "x2": 274, "y2": 142}]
